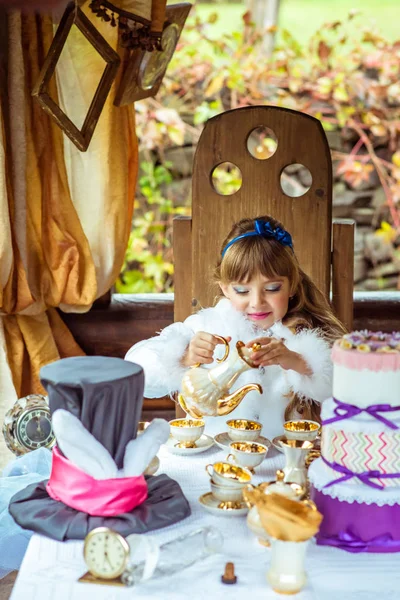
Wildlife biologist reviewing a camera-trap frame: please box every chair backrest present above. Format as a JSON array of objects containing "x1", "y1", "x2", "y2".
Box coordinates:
[{"x1": 174, "y1": 106, "x2": 354, "y2": 331}]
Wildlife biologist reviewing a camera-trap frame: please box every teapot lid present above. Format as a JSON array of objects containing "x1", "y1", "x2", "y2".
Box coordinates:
[{"x1": 261, "y1": 470, "x2": 305, "y2": 500}]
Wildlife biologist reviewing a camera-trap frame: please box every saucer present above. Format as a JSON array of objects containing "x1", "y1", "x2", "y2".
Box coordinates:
[
  {"x1": 164, "y1": 434, "x2": 214, "y2": 455},
  {"x1": 198, "y1": 492, "x2": 248, "y2": 517},
  {"x1": 144, "y1": 455, "x2": 160, "y2": 476},
  {"x1": 272, "y1": 435, "x2": 320, "y2": 453},
  {"x1": 214, "y1": 432, "x2": 271, "y2": 452},
  {"x1": 272, "y1": 435, "x2": 285, "y2": 453}
]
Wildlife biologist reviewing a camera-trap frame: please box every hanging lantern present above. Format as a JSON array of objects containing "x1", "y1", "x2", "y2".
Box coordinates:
[
  {"x1": 114, "y1": 2, "x2": 191, "y2": 106},
  {"x1": 88, "y1": 0, "x2": 168, "y2": 52}
]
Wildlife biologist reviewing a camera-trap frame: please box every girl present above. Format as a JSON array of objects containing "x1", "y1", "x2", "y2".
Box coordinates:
[{"x1": 125, "y1": 215, "x2": 347, "y2": 440}]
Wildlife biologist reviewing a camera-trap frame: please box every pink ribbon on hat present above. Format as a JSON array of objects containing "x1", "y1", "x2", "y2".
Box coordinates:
[{"x1": 46, "y1": 446, "x2": 148, "y2": 516}]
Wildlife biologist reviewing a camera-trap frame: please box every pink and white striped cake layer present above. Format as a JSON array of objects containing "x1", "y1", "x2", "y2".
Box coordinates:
[{"x1": 322, "y1": 427, "x2": 400, "y2": 488}]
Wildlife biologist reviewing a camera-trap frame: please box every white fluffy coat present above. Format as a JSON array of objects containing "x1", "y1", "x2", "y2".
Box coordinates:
[{"x1": 125, "y1": 299, "x2": 333, "y2": 440}]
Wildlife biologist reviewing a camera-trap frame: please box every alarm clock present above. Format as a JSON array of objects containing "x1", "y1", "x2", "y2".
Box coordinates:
[
  {"x1": 3, "y1": 394, "x2": 55, "y2": 455},
  {"x1": 83, "y1": 527, "x2": 131, "y2": 581}
]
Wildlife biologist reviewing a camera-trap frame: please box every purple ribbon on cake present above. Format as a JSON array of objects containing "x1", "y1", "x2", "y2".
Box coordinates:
[
  {"x1": 322, "y1": 398, "x2": 400, "y2": 430},
  {"x1": 317, "y1": 530, "x2": 400, "y2": 553},
  {"x1": 322, "y1": 456, "x2": 400, "y2": 490}
]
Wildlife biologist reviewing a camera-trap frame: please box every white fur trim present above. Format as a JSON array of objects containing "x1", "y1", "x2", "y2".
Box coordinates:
[
  {"x1": 190, "y1": 298, "x2": 277, "y2": 344},
  {"x1": 125, "y1": 322, "x2": 194, "y2": 397},
  {"x1": 124, "y1": 300, "x2": 332, "y2": 418},
  {"x1": 283, "y1": 328, "x2": 333, "y2": 402},
  {"x1": 155, "y1": 323, "x2": 194, "y2": 390}
]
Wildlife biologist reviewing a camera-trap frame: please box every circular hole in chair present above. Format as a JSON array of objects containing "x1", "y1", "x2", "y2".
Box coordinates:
[
  {"x1": 211, "y1": 162, "x2": 242, "y2": 196},
  {"x1": 280, "y1": 163, "x2": 312, "y2": 198},
  {"x1": 247, "y1": 127, "x2": 278, "y2": 160}
]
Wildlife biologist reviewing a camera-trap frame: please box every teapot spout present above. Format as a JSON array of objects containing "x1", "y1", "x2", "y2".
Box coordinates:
[{"x1": 217, "y1": 383, "x2": 263, "y2": 416}]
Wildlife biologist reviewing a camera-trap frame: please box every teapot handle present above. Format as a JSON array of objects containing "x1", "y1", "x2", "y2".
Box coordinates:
[
  {"x1": 192, "y1": 335, "x2": 230, "y2": 368},
  {"x1": 213, "y1": 335, "x2": 230, "y2": 363}
]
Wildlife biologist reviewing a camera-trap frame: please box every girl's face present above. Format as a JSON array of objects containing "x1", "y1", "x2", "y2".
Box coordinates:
[{"x1": 219, "y1": 272, "x2": 291, "y2": 329}]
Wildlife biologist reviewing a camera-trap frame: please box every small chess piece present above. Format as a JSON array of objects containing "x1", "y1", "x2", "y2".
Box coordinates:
[{"x1": 221, "y1": 562, "x2": 237, "y2": 584}]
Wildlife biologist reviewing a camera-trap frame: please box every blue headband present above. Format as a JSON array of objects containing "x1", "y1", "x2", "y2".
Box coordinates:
[{"x1": 221, "y1": 219, "x2": 293, "y2": 258}]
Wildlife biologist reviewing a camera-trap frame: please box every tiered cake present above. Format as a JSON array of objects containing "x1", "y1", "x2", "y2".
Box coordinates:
[{"x1": 309, "y1": 331, "x2": 400, "y2": 553}]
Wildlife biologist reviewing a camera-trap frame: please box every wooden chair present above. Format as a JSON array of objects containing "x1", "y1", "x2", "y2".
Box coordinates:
[{"x1": 173, "y1": 106, "x2": 354, "y2": 415}]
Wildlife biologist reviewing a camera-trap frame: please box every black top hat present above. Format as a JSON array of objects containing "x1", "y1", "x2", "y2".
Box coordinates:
[{"x1": 9, "y1": 356, "x2": 190, "y2": 540}]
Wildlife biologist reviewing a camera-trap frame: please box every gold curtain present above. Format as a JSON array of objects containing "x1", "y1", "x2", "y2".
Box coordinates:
[{"x1": 0, "y1": 5, "x2": 138, "y2": 466}]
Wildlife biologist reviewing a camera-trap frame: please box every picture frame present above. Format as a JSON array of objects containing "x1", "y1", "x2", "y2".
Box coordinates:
[{"x1": 32, "y1": 2, "x2": 121, "y2": 152}]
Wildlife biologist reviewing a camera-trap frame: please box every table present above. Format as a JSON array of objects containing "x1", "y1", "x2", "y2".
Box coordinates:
[{"x1": 10, "y1": 443, "x2": 400, "y2": 600}]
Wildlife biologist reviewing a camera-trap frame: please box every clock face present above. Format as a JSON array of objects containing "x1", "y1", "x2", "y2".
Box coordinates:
[
  {"x1": 16, "y1": 407, "x2": 55, "y2": 451},
  {"x1": 84, "y1": 528, "x2": 130, "y2": 580}
]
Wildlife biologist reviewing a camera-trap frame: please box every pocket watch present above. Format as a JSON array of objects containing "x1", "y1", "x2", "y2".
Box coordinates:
[
  {"x1": 3, "y1": 394, "x2": 55, "y2": 456},
  {"x1": 83, "y1": 527, "x2": 130, "y2": 581}
]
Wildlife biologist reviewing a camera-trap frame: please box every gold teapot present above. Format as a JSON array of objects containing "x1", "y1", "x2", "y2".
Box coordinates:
[
  {"x1": 243, "y1": 471, "x2": 314, "y2": 547},
  {"x1": 177, "y1": 336, "x2": 263, "y2": 419}
]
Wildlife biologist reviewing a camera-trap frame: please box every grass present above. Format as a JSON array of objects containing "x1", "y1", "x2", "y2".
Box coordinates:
[{"x1": 191, "y1": 0, "x2": 400, "y2": 43}]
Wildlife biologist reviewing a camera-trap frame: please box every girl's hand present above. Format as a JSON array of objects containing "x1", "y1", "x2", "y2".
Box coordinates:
[
  {"x1": 246, "y1": 337, "x2": 312, "y2": 375},
  {"x1": 181, "y1": 333, "x2": 232, "y2": 367}
]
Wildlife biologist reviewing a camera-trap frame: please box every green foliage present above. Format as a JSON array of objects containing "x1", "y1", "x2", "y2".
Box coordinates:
[
  {"x1": 121, "y1": 7, "x2": 400, "y2": 293},
  {"x1": 115, "y1": 161, "x2": 189, "y2": 293},
  {"x1": 196, "y1": 1, "x2": 400, "y2": 44}
]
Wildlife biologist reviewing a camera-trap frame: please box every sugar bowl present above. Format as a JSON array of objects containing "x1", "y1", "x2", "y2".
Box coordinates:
[{"x1": 245, "y1": 470, "x2": 307, "y2": 546}]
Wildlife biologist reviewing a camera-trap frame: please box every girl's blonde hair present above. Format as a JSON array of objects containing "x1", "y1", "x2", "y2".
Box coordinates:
[{"x1": 213, "y1": 215, "x2": 347, "y2": 422}]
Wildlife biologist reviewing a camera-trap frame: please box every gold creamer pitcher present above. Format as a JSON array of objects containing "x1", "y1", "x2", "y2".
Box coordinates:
[{"x1": 177, "y1": 336, "x2": 262, "y2": 418}]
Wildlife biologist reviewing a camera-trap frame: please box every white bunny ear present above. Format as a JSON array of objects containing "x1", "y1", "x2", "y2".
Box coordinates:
[
  {"x1": 142, "y1": 419, "x2": 170, "y2": 444},
  {"x1": 52, "y1": 409, "x2": 118, "y2": 480},
  {"x1": 123, "y1": 419, "x2": 170, "y2": 477}
]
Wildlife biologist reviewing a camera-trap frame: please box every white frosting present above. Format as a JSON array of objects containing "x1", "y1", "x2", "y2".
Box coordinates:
[
  {"x1": 309, "y1": 459, "x2": 400, "y2": 506},
  {"x1": 333, "y1": 364, "x2": 400, "y2": 407},
  {"x1": 321, "y1": 397, "x2": 400, "y2": 432}
]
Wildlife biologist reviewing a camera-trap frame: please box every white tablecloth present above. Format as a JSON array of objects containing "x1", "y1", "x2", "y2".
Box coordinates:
[{"x1": 10, "y1": 443, "x2": 400, "y2": 600}]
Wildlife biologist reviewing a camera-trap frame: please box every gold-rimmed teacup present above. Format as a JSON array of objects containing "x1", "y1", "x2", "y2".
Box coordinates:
[
  {"x1": 169, "y1": 418, "x2": 205, "y2": 448},
  {"x1": 226, "y1": 419, "x2": 262, "y2": 442},
  {"x1": 227, "y1": 441, "x2": 269, "y2": 472},
  {"x1": 206, "y1": 461, "x2": 252, "y2": 488},
  {"x1": 283, "y1": 420, "x2": 320, "y2": 442},
  {"x1": 210, "y1": 480, "x2": 244, "y2": 505}
]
